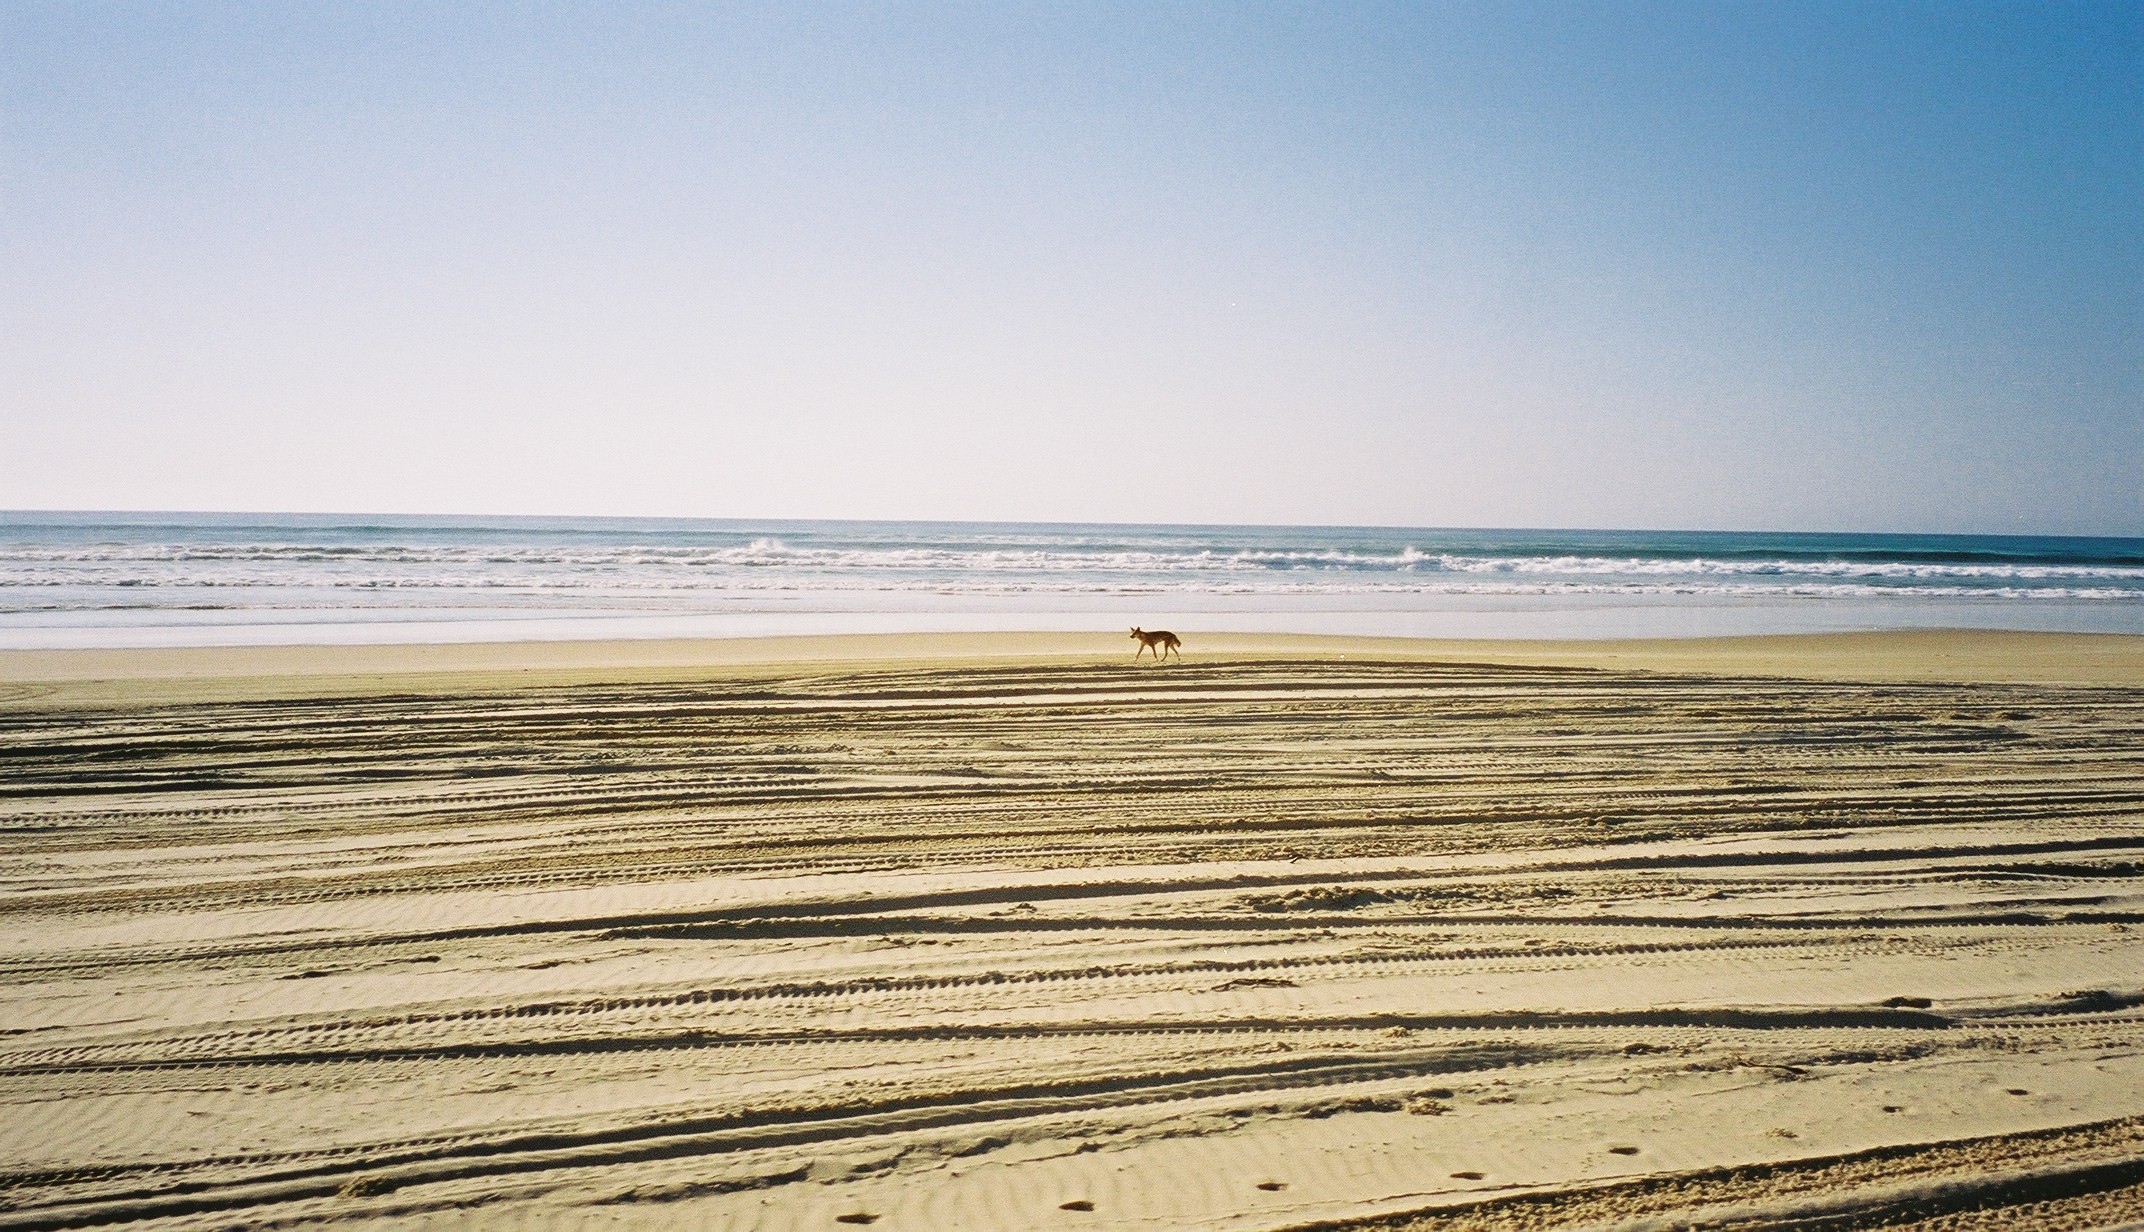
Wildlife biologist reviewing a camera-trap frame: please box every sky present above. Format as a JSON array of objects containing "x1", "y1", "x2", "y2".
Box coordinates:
[{"x1": 2, "y1": 2, "x2": 2139, "y2": 535}]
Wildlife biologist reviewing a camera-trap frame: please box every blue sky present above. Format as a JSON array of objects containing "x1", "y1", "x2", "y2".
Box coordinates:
[{"x1": 3, "y1": 2, "x2": 2138, "y2": 533}]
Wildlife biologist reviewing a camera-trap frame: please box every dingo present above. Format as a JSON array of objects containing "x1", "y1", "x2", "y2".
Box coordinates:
[{"x1": 1130, "y1": 627, "x2": 1181, "y2": 661}]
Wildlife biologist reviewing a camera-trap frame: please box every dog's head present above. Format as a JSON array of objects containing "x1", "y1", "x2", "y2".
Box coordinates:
[{"x1": 1129, "y1": 627, "x2": 1143, "y2": 638}]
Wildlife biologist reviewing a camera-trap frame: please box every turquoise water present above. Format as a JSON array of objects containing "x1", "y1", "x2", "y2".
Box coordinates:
[{"x1": 3, "y1": 512, "x2": 2140, "y2": 647}]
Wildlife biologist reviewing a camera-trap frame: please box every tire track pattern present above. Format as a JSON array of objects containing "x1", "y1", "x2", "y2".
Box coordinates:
[{"x1": 3, "y1": 658, "x2": 2142, "y2": 1228}]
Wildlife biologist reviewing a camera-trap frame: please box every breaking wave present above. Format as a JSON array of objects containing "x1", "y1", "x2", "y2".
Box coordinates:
[{"x1": 3, "y1": 513, "x2": 2139, "y2": 637}]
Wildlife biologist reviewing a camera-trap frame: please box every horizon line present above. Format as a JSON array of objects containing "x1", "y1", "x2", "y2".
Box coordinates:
[{"x1": 3, "y1": 507, "x2": 2140, "y2": 544}]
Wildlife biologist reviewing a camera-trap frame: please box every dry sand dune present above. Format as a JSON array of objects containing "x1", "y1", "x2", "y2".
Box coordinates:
[{"x1": 3, "y1": 633, "x2": 2143, "y2": 1230}]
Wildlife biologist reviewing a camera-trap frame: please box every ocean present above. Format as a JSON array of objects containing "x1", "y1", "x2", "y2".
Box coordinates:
[{"x1": 3, "y1": 511, "x2": 2141, "y2": 648}]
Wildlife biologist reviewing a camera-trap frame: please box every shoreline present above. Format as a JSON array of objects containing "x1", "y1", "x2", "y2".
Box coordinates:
[{"x1": 3, "y1": 628, "x2": 2143, "y2": 705}]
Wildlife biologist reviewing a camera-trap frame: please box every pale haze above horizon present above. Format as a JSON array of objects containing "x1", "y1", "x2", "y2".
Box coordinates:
[{"x1": 3, "y1": 2, "x2": 2139, "y2": 536}]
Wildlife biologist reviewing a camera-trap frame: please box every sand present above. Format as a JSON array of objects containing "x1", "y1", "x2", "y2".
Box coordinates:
[{"x1": 3, "y1": 630, "x2": 2142, "y2": 1230}]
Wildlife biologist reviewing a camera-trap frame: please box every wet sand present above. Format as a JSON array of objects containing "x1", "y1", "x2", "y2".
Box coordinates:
[{"x1": 3, "y1": 631, "x2": 2143, "y2": 1229}]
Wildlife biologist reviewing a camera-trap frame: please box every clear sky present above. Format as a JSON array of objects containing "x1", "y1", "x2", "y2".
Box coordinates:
[{"x1": 3, "y1": 2, "x2": 2139, "y2": 534}]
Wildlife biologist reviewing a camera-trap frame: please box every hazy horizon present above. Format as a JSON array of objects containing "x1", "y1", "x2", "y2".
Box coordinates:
[
  {"x1": 7, "y1": 506, "x2": 2144, "y2": 543},
  {"x1": 5, "y1": 3, "x2": 2139, "y2": 536}
]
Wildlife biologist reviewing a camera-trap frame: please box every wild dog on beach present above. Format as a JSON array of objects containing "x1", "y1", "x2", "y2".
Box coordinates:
[{"x1": 1130, "y1": 627, "x2": 1181, "y2": 661}]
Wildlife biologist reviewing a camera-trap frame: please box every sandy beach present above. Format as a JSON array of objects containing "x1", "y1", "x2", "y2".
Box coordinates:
[{"x1": 4, "y1": 630, "x2": 2143, "y2": 1230}]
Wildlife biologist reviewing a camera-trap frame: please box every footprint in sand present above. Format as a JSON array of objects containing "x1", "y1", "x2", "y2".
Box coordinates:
[
  {"x1": 1609, "y1": 1146, "x2": 1641, "y2": 1156},
  {"x1": 2005, "y1": 1088, "x2": 2031, "y2": 1096},
  {"x1": 336, "y1": 1177, "x2": 394, "y2": 1198},
  {"x1": 1059, "y1": 1200, "x2": 1095, "y2": 1211},
  {"x1": 835, "y1": 1216, "x2": 878, "y2": 1226},
  {"x1": 1450, "y1": 1171, "x2": 1486, "y2": 1181}
]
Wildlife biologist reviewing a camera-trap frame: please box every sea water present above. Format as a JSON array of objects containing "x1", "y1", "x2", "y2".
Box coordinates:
[{"x1": 3, "y1": 511, "x2": 2141, "y2": 647}]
